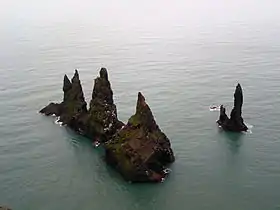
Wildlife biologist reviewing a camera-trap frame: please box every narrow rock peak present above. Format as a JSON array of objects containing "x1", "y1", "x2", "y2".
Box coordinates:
[
  {"x1": 136, "y1": 92, "x2": 147, "y2": 111},
  {"x1": 72, "y1": 69, "x2": 80, "y2": 83},
  {"x1": 63, "y1": 74, "x2": 72, "y2": 92},
  {"x1": 100, "y1": 67, "x2": 108, "y2": 80}
]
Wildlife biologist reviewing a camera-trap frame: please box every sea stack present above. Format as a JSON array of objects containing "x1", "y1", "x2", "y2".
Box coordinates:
[
  {"x1": 105, "y1": 92, "x2": 175, "y2": 182},
  {"x1": 87, "y1": 68, "x2": 124, "y2": 141},
  {"x1": 39, "y1": 70, "x2": 87, "y2": 128},
  {"x1": 40, "y1": 68, "x2": 123, "y2": 139},
  {"x1": 39, "y1": 69, "x2": 175, "y2": 182},
  {"x1": 217, "y1": 83, "x2": 248, "y2": 132}
]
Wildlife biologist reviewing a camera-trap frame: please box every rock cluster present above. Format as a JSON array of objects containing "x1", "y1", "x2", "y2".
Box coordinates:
[
  {"x1": 40, "y1": 68, "x2": 175, "y2": 182},
  {"x1": 217, "y1": 83, "x2": 248, "y2": 132}
]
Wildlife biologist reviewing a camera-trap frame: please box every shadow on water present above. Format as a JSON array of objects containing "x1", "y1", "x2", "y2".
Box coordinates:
[
  {"x1": 220, "y1": 130, "x2": 244, "y2": 154},
  {"x1": 64, "y1": 126, "x2": 105, "y2": 155}
]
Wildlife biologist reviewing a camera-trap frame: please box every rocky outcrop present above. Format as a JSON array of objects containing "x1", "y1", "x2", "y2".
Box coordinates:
[
  {"x1": 40, "y1": 70, "x2": 88, "y2": 131},
  {"x1": 217, "y1": 83, "x2": 248, "y2": 132},
  {"x1": 40, "y1": 68, "x2": 175, "y2": 182},
  {"x1": 105, "y1": 92, "x2": 175, "y2": 182},
  {"x1": 87, "y1": 68, "x2": 124, "y2": 141},
  {"x1": 40, "y1": 68, "x2": 122, "y2": 139}
]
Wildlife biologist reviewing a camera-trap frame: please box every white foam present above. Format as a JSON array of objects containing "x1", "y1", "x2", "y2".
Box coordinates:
[
  {"x1": 163, "y1": 168, "x2": 172, "y2": 174},
  {"x1": 54, "y1": 117, "x2": 60, "y2": 124},
  {"x1": 54, "y1": 117, "x2": 63, "y2": 126},
  {"x1": 246, "y1": 123, "x2": 254, "y2": 129},
  {"x1": 209, "y1": 105, "x2": 221, "y2": 112},
  {"x1": 245, "y1": 123, "x2": 253, "y2": 134},
  {"x1": 94, "y1": 141, "x2": 100, "y2": 147}
]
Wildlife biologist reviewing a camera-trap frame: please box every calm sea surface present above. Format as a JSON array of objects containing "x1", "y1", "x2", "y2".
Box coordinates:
[{"x1": 1, "y1": 1, "x2": 280, "y2": 209}]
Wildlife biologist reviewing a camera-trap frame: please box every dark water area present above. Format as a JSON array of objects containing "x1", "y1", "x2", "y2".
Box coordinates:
[{"x1": 1, "y1": 1, "x2": 280, "y2": 209}]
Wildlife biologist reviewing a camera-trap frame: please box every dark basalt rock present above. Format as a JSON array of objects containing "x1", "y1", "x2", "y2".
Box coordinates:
[
  {"x1": 40, "y1": 68, "x2": 175, "y2": 182},
  {"x1": 217, "y1": 83, "x2": 248, "y2": 132},
  {"x1": 87, "y1": 68, "x2": 124, "y2": 141},
  {"x1": 105, "y1": 92, "x2": 175, "y2": 182},
  {"x1": 40, "y1": 68, "x2": 122, "y2": 140},
  {"x1": 40, "y1": 70, "x2": 87, "y2": 130}
]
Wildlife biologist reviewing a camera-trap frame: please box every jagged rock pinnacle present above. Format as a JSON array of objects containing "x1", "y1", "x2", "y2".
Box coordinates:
[
  {"x1": 63, "y1": 75, "x2": 72, "y2": 93},
  {"x1": 72, "y1": 69, "x2": 80, "y2": 82},
  {"x1": 105, "y1": 92, "x2": 175, "y2": 182},
  {"x1": 217, "y1": 83, "x2": 248, "y2": 132},
  {"x1": 136, "y1": 92, "x2": 147, "y2": 112},
  {"x1": 100, "y1": 67, "x2": 108, "y2": 80}
]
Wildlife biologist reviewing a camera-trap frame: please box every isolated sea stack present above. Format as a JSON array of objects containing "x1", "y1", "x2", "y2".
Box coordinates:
[
  {"x1": 105, "y1": 92, "x2": 175, "y2": 182},
  {"x1": 39, "y1": 68, "x2": 175, "y2": 182},
  {"x1": 217, "y1": 83, "x2": 248, "y2": 132}
]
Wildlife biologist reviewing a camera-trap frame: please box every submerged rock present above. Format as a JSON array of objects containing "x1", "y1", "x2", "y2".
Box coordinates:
[
  {"x1": 105, "y1": 92, "x2": 175, "y2": 182},
  {"x1": 217, "y1": 83, "x2": 248, "y2": 132}
]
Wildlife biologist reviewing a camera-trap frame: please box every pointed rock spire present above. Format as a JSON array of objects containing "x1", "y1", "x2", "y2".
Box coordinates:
[
  {"x1": 72, "y1": 69, "x2": 80, "y2": 83},
  {"x1": 63, "y1": 74, "x2": 72, "y2": 92},
  {"x1": 91, "y1": 68, "x2": 113, "y2": 105},
  {"x1": 130, "y1": 92, "x2": 157, "y2": 130},
  {"x1": 232, "y1": 83, "x2": 243, "y2": 117},
  {"x1": 100, "y1": 67, "x2": 108, "y2": 80},
  {"x1": 40, "y1": 70, "x2": 87, "y2": 126},
  {"x1": 88, "y1": 68, "x2": 123, "y2": 140},
  {"x1": 217, "y1": 83, "x2": 248, "y2": 132},
  {"x1": 105, "y1": 92, "x2": 175, "y2": 182},
  {"x1": 136, "y1": 92, "x2": 147, "y2": 112}
]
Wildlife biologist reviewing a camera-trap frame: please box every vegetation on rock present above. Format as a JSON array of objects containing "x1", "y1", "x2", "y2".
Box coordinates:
[
  {"x1": 40, "y1": 68, "x2": 175, "y2": 182},
  {"x1": 105, "y1": 92, "x2": 175, "y2": 182}
]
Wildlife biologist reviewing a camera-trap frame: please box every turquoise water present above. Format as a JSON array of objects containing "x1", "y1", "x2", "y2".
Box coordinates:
[{"x1": 1, "y1": 1, "x2": 280, "y2": 209}]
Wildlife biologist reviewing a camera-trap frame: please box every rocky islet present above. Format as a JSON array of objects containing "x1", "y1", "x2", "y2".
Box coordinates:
[
  {"x1": 40, "y1": 68, "x2": 175, "y2": 182},
  {"x1": 217, "y1": 83, "x2": 248, "y2": 132}
]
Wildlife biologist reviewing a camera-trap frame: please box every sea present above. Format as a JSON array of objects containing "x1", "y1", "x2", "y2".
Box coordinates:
[{"x1": 1, "y1": 0, "x2": 280, "y2": 209}]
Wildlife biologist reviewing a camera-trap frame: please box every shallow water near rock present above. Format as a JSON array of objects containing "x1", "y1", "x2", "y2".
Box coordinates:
[{"x1": 1, "y1": 0, "x2": 280, "y2": 209}]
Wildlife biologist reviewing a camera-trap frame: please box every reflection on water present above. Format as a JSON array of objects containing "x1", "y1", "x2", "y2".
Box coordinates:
[{"x1": 224, "y1": 132, "x2": 244, "y2": 154}]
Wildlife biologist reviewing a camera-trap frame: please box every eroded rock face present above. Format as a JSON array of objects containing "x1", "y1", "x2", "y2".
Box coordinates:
[
  {"x1": 40, "y1": 68, "x2": 123, "y2": 139},
  {"x1": 40, "y1": 70, "x2": 88, "y2": 130},
  {"x1": 105, "y1": 92, "x2": 175, "y2": 182},
  {"x1": 87, "y1": 68, "x2": 124, "y2": 141},
  {"x1": 217, "y1": 83, "x2": 248, "y2": 132}
]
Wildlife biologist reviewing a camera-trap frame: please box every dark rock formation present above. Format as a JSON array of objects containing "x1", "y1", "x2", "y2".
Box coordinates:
[
  {"x1": 217, "y1": 83, "x2": 248, "y2": 132},
  {"x1": 87, "y1": 68, "x2": 124, "y2": 141},
  {"x1": 40, "y1": 70, "x2": 88, "y2": 131},
  {"x1": 105, "y1": 92, "x2": 175, "y2": 182},
  {"x1": 40, "y1": 68, "x2": 175, "y2": 182},
  {"x1": 40, "y1": 68, "x2": 122, "y2": 140}
]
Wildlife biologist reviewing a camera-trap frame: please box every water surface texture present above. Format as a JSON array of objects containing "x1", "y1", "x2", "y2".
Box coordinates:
[{"x1": 1, "y1": 1, "x2": 280, "y2": 209}]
